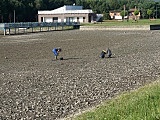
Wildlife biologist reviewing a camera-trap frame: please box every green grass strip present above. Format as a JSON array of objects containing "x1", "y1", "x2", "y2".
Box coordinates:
[
  {"x1": 81, "y1": 19, "x2": 160, "y2": 26},
  {"x1": 73, "y1": 80, "x2": 160, "y2": 120}
]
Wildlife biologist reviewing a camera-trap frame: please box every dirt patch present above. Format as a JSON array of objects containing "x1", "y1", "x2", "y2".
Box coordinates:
[{"x1": 0, "y1": 30, "x2": 160, "y2": 119}]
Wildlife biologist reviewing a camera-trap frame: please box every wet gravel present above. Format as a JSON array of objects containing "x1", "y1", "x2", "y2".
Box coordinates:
[{"x1": 0, "y1": 30, "x2": 160, "y2": 120}]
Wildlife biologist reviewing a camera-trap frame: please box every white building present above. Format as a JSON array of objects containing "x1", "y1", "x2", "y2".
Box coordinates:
[{"x1": 38, "y1": 5, "x2": 96, "y2": 23}]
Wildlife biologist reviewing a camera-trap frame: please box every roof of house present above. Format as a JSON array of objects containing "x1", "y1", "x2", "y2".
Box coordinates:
[
  {"x1": 109, "y1": 10, "x2": 121, "y2": 13},
  {"x1": 128, "y1": 9, "x2": 137, "y2": 12},
  {"x1": 38, "y1": 5, "x2": 93, "y2": 14},
  {"x1": 109, "y1": 9, "x2": 139, "y2": 13}
]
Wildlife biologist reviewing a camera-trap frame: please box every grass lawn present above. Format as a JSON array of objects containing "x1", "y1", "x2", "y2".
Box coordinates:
[
  {"x1": 81, "y1": 19, "x2": 160, "y2": 26},
  {"x1": 72, "y1": 80, "x2": 160, "y2": 120}
]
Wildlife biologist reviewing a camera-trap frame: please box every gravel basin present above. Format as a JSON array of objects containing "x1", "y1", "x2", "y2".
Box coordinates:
[{"x1": 0, "y1": 30, "x2": 160, "y2": 120}]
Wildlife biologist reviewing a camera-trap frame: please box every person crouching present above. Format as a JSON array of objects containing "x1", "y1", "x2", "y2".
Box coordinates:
[
  {"x1": 106, "y1": 48, "x2": 112, "y2": 58},
  {"x1": 52, "y1": 48, "x2": 62, "y2": 60},
  {"x1": 100, "y1": 50, "x2": 106, "y2": 58}
]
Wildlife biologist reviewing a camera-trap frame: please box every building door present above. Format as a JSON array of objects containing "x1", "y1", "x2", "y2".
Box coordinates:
[
  {"x1": 89, "y1": 16, "x2": 91, "y2": 22},
  {"x1": 41, "y1": 17, "x2": 43, "y2": 22},
  {"x1": 83, "y1": 17, "x2": 85, "y2": 22},
  {"x1": 77, "y1": 17, "x2": 79, "y2": 22}
]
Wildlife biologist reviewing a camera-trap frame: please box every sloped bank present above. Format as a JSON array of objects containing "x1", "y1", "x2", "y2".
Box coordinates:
[{"x1": 80, "y1": 25, "x2": 150, "y2": 30}]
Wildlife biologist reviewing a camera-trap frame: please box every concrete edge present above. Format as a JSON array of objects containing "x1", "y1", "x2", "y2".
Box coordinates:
[{"x1": 80, "y1": 25, "x2": 150, "y2": 30}]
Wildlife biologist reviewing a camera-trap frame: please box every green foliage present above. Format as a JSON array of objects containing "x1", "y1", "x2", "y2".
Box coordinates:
[
  {"x1": 134, "y1": 10, "x2": 139, "y2": 21},
  {"x1": 81, "y1": 19, "x2": 160, "y2": 26},
  {"x1": 120, "y1": 10, "x2": 127, "y2": 18},
  {"x1": 0, "y1": 0, "x2": 160, "y2": 22},
  {"x1": 34, "y1": 0, "x2": 43, "y2": 9},
  {"x1": 103, "y1": 12, "x2": 111, "y2": 20},
  {"x1": 134, "y1": 10, "x2": 139, "y2": 16},
  {"x1": 147, "y1": 9, "x2": 153, "y2": 19}
]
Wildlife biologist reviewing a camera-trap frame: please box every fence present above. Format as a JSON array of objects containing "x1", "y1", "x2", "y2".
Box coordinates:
[{"x1": 0, "y1": 22, "x2": 80, "y2": 36}]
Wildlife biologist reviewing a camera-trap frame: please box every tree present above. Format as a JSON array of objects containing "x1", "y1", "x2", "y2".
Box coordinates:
[
  {"x1": 103, "y1": 11, "x2": 111, "y2": 20},
  {"x1": 147, "y1": 9, "x2": 152, "y2": 19},
  {"x1": 108, "y1": 0, "x2": 120, "y2": 10},
  {"x1": 34, "y1": 0, "x2": 43, "y2": 9},
  {"x1": 134, "y1": 9, "x2": 139, "y2": 21},
  {"x1": 120, "y1": 10, "x2": 127, "y2": 20},
  {"x1": 0, "y1": 0, "x2": 160, "y2": 23}
]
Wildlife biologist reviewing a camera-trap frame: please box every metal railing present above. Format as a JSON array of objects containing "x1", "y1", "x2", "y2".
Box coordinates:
[{"x1": 0, "y1": 22, "x2": 80, "y2": 36}]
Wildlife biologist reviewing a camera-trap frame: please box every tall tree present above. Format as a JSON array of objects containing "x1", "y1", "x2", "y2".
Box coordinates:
[
  {"x1": 34, "y1": 0, "x2": 44, "y2": 9},
  {"x1": 0, "y1": 0, "x2": 160, "y2": 22},
  {"x1": 134, "y1": 9, "x2": 139, "y2": 21},
  {"x1": 147, "y1": 9, "x2": 153, "y2": 19}
]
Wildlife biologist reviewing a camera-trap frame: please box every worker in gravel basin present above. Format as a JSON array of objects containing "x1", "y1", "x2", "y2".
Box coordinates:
[
  {"x1": 100, "y1": 48, "x2": 112, "y2": 58},
  {"x1": 52, "y1": 48, "x2": 62, "y2": 60},
  {"x1": 100, "y1": 50, "x2": 107, "y2": 58},
  {"x1": 106, "y1": 48, "x2": 112, "y2": 58}
]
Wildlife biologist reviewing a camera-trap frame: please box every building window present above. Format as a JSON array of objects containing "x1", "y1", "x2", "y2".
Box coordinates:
[{"x1": 53, "y1": 17, "x2": 58, "y2": 22}]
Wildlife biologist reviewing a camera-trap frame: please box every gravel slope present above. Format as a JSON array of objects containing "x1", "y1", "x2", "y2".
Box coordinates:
[{"x1": 0, "y1": 30, "x2": 160, "y2": 120}]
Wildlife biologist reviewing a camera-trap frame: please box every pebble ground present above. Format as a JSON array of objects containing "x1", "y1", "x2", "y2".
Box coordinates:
[{"x1": 0, "y1": 30, "x2": 160, "y2": 120}]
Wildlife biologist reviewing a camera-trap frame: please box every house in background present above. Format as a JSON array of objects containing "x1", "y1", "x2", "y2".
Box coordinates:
[
  {"x1": 128, "y1": 9, "x2": 140, "y2": 20},
  {"x1": 38, "y1": 5, "x2": 96, "y2": 23},
  {"x1": 109, "y1": 10, "x2": 123, "y2": 20},
  {"x1": 109, "y1": 8, "x2": 140, "y2": 20}
]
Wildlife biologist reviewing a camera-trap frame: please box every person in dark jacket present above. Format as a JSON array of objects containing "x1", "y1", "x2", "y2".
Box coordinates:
[
  {"x1": 106, "y1": 48, "x2": 112, "y2": 58},
  {"x1": 100, "y1": 50, "x2": 106, "y2": 58},
  {"x1": 52, "y1": 48, "x2": 62, "y2": 60}
]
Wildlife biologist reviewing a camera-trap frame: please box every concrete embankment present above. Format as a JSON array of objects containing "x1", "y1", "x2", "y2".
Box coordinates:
[{"x1": 80, "y1": 25, "x2": 150, "y2": 30}]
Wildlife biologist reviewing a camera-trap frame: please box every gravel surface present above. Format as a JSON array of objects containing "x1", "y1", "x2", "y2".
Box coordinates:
[{"x1": 0, "y1": 30, "x2": 160, "y2": 120}]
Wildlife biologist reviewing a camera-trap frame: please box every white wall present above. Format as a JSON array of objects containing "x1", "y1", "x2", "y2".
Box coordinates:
[
  {"x1": 58, "y1": 19, "x2": 62, "y2": 22},
  {"x1": 73, "y1": 17, "x2": 77, "y2": 22},
  {"x1": 114, "y1": 15, "x2": 128, "y2": 20},
  {"x1": 115, "y1": 16, "x2": 122, "y2": 20},
  {"x1": 79, "y1": 17, "x2": 84, "y2": 22},
  {"x1": 44, "y1": 18, "x2": 52, "y2": 22},
  {"x1": 42, "y1": 16, "x2": 85, "y2": 23}
]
